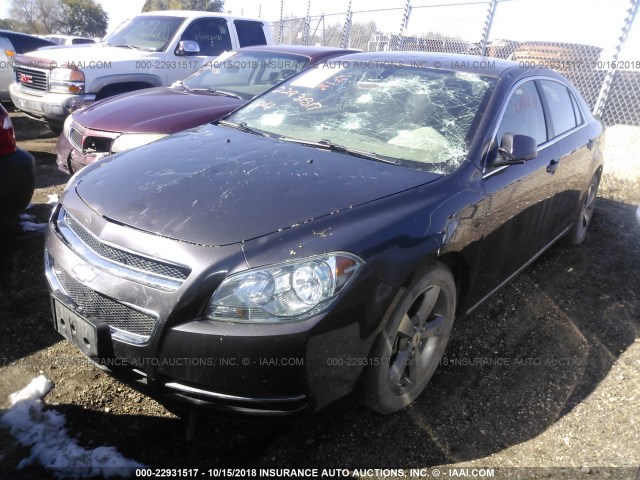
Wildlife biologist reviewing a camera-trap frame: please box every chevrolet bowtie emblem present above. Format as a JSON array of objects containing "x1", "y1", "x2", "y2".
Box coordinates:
[{"x1": 71, "y1": 263, "x2": 98, "y2": 283}]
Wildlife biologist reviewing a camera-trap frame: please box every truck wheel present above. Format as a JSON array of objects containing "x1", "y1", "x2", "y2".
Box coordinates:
[
  {"x1": 96, "y1": 83, "x2": 152, "y2": 101},
  {"x1": 48, "y1": 123, "x2": 63, "y2": 136}
]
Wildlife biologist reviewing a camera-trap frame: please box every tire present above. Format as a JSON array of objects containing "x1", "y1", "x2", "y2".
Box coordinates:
[
  {"x1": 48, "y1": 122, "x2": 63, "y2": 136},
  {"x1": 562, "y1": 173, "x2": 600, "y2": 246},
  {"x1": 362, "y1": 262, "x2": 456, "y2": 414},
  {"x1": 96, "y1": 83, "x2": 152, "y2": 101}
]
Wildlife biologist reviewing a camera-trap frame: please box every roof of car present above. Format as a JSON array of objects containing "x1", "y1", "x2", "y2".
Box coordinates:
[
  {"x1": 328, "y1": 51, "x2": 523, "y2": 77},
  {"x1": 139, "y1": 10, "x2": 264, "y2": 21},
  {"x1": 44, "y1": 34, "x2": 93, "y2": 40},
  {"x1": 238, "y1": 44, "x2": 360, "y2": 59},
  {"x1": 0, "y1": 29, "x2": 45, "y2": 39}
]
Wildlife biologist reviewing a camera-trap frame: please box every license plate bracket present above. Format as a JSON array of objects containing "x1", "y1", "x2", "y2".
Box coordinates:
[{"x1": 51, "y1": 291, "x2": 113, "y2": 360}]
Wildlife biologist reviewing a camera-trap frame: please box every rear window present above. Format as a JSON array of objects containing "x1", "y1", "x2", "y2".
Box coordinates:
[
  {"x1": 234, "y1": 20, "x2": 267, "y2": 47},
  {"x1": 43, "y1": 36, "x2": 62, "y2": 44},
  {"x1": 9, "y1": 34, "x2": 55, "y2": 53}
]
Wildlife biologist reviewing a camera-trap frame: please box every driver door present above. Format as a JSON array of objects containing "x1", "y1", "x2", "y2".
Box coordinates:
[{"x1": 474, "y1": 79, "x2": 560, "y2": 293}]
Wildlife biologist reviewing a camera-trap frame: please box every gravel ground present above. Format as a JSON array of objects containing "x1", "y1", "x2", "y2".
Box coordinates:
[{"x1": 0, "y1": 111, "x2": 639, "y2": 480}]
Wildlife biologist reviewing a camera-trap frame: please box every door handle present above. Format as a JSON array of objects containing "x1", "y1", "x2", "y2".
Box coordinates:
[{"x1": 546, "y1": 159, "x2": 559, "y2": 174}]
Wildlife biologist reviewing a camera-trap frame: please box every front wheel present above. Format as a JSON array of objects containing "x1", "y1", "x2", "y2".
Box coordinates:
[
  {"x1": 48, "y1": 122, "x2": 63, "y2": 136},
  {"x1": 563, "y1": 173, "x2": 600, "y2": 246},
  {"x1": 361, "y1": 262, "x2": 456, "y2": 414}
]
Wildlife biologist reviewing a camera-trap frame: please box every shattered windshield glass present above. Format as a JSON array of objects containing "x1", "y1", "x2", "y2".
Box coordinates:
[{"x1": 228, "y1": 61, "x2": 496, "y2": 173}]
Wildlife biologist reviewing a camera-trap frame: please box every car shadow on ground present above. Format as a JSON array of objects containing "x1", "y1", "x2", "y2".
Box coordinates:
[
  {"x1": 10, "y1": 114, "x2": 58, "y2": 142},
  {"x1": 33, "y1": 157, "x2": 69, "y2": 191},
  {"x1": 1, "y1": 199, "x2": 638, "y2": 475},
  {"x1": 0, "y1": 232, "x2": 60, "y2": 363}
]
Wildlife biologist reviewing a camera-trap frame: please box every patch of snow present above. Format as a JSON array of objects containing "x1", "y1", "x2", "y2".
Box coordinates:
[
  {"x1": 1, "y1": 375, "x2": 145, "y2": 478},
  {"x1": 47, "y1": 193, "x2": 59, "y2": 204}
]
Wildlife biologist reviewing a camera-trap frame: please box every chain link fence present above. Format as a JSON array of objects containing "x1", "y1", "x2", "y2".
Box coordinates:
[{"x1": 269, "y1": 0, "x2": 639, "y2": 129}]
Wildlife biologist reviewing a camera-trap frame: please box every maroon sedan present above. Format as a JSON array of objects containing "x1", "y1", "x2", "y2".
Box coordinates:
[{"x1": 56, "y1": 45, "x2": 357, "y2": 174}]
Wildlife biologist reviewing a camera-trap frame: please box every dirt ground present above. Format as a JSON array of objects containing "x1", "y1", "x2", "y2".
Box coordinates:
[{"x1": 0, "y1": 111, "x2": 639, "y2": 480}]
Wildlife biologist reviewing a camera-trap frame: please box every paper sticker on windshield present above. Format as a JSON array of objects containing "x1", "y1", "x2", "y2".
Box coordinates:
[
  {"x1": 255, "y1": 100, "x2": 277, "y2": 110},
  {"x1": 318, "y1": 75, "x2": 348, "y2": 90},
  {"x1": 290, "y1": 65, "x2": 345, "y2": 89}
]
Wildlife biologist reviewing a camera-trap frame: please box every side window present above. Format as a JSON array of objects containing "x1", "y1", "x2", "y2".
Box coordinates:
[
  {"x1": 496, "y1": 81, "x2": 547, "y2": 147},
  {"x1": 539, "y1": 80, "x2": 578, "y2": 136},
  {"x1": 570, "y1": 91, "x2": 584, "y2": 126},
  {"x1": 181, "y1": 18, "x2": 232, "y2": 56},
  {"x1": 43, "y1": 36, "x2": 61, "y2": 45},
  {"x1": 234, "y1": 20, "x2": 267, "y2": 47}
]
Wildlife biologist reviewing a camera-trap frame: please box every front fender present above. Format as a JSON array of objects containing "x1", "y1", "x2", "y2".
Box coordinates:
[{"x1": 87, "y1": 73, "x2": 164, "y2": 94}]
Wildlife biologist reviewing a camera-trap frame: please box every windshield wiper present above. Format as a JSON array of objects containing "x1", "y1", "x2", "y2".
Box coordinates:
[
  {"x1": 113, "y1": 43, "x2": 154, "y2": 51},
  {"x1": 216, "y1": 119, "x2": 271, "y2": 137},
  {"x1": 172, "y1": 81, "x2": 193, "y2": 92},
  {"x1": 280, "y1": 137, "x2": 399, "y2": 165},
  {"x1": 192, "y1": 88, "x2": 242, "y2": 99}
]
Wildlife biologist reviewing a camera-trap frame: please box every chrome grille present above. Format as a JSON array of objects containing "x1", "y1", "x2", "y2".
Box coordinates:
[
  {"x1": 64, "y1": 211, "x2": 190, "y2": 281},
  {"x1": 55, "y1": 265, "x2": 157, "y2": 339},
  {"x1": 14, "y1": 66, "x2": 47, "y2": 92},
  {"x1": 69, "y1": 128, "x2": 83, "y2": 151}
]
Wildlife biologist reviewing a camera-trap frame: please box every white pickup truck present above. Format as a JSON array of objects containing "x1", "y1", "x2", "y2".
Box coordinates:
[{"x1": 10, "y1": 10, "x2": 274, "y2": 133}]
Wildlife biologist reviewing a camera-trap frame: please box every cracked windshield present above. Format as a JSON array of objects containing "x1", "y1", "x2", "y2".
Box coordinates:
[{"x1": 229, "y1": 61, "x2": 496, "y2": 173}]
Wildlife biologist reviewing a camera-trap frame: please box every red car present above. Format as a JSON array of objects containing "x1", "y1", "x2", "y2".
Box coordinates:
[
  {"x1": 56, "y1": 45, "x2": 357, "y2": 174},
  {"x1": 0, "y1": 105, "x2": 34, "y2": 216}
]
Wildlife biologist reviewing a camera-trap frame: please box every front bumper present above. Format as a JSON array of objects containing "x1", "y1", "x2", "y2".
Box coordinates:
[
  {"x1": 56, "y1": 127, "x2": 114, "y2": 174},
  {"x1": 44, "y1": 196, "x2": 383, "y2": 416},
  {"x1": 0, "y1": 147, "x2": 35, "y2": 215},
  {"x1": 9, "y1": 83, "x2": 95, "y2": 126}
]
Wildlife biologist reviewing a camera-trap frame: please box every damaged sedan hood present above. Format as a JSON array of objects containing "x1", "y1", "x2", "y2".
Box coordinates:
[{"x1": 75, "y1": 124, "x2": 442, "y2": 246}]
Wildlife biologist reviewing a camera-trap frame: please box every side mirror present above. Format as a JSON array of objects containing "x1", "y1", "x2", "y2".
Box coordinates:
[
  {"x1": 176, "y1": 40, "x2": 200, "y2": 56},
  {"x1": 492, "y1": 133, "x2": 538, "y2": 167}
]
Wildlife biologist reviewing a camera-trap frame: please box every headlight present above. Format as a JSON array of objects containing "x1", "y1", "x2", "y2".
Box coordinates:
[
  {"x1": 206, "y1": 252, "x2": 364, "y2": 323},
  {"x1": 111, "y1": 133, "x2": 168, "y2": 153},
  {"x1": 49, "y1": 67, "x2": 85, "y2": 94},
  {"x1": 62, "y1": 114, "x2": 74, "y2": 139}
]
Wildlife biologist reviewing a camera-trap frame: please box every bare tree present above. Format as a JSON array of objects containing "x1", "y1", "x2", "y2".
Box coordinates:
[{"x1": 9, "y1": 0, "x2": 62, "y2": 34}]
